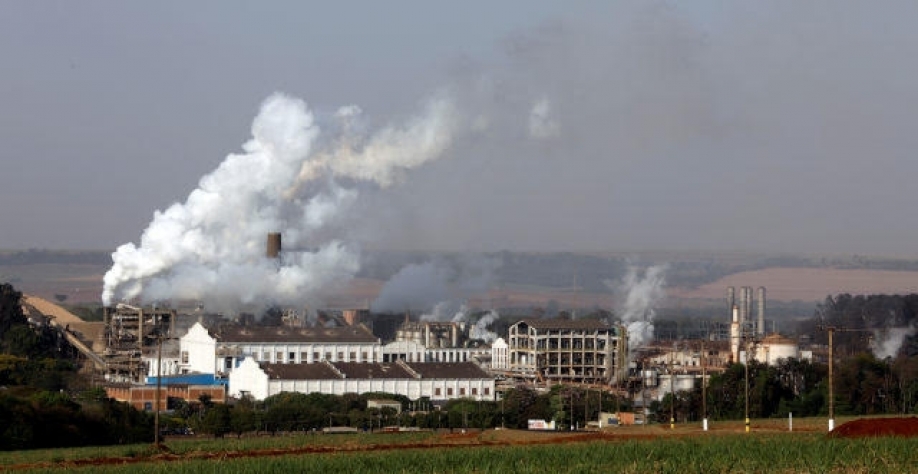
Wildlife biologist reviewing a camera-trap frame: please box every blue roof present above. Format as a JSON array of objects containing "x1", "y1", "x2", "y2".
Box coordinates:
[{"x1": 145, "y1": 373, "x2": 227, "y2": 386}]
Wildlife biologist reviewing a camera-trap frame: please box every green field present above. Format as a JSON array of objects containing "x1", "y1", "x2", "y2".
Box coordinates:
[{"x1": 2, "y1": 418, "x2": 916, "y2": 474}]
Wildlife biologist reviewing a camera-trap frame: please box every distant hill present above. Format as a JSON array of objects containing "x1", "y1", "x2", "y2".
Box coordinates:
[{"x1": 4, "y1": 248, "x2": 918, "y2": 308}]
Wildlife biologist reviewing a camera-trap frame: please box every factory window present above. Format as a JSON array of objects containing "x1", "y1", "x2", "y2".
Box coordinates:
[
  {"x1": 300, "y1": 351, "x2": 308, "y2": 361},
  {"x1": 349, "y1": 352, "x2": 356, "y2": 361},
  {"x1": 447, "y1": 388, "x2": 453, "y2": 396},
  {"x1": 484, "y1": 388, "x2": 490, "y2": 396},
  {"x1": 313, "y1": 352, "x2": 320, "y2": 361},
  {"x1": 181, "y1": 351, "x2": 189, "y2": 364},
  {"x1": 325, "y1": 352, "x2": 332, "y2": 361},
  {"x1": 289, "y1": 352, "x2": 296, "y2": 362},
  {"x1": 337, "y1": 352, "x2": 344, "y2": 360},
  {"x1": 471, "y1": 388, "x2": 478, "y2": 396},
  {"x1": 276, "y1": 351, "x2": 283, "y2": 362},
  {"x1": 435, "y1": 388, "x2": 442, "y2": 396},
  {"x1": 262, "y1": 352, "x2": 270, "y2": 361},
  {"x1": 361, "y1": 351, "x2": 368, "y2": 361},
  {"x1": 224, "y1": 357, "x2": 232, "y2": 370},
  {"x1": 459, "y1": 388, "x2": 466, "y2": 396}
]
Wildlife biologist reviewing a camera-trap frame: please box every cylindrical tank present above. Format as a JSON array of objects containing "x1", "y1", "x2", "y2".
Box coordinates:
[
  {"x1": 757, "y1": 287, "x2": 766, "y2": 337},
  {"x1": 266, "y1": 233, "x2": 282, "y2": 258}
]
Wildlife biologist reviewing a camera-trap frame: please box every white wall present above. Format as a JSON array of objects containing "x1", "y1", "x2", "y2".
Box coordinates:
[
  {"x1": 227, "y1": 357, "x2": 496, "y2": 402},
  {"x1": 228, "y1": 357, "x2": 270, "y2": 400},
  {"x1": 181, "y1": 322, "x2": 218, "y2": 374}
]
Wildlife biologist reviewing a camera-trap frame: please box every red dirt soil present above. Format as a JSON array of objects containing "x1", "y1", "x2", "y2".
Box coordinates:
[{"x1": 829, "y1": 417, "x2": 918, "y2": 438}]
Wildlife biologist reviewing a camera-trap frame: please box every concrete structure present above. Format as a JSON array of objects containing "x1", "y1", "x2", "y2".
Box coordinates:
[
  {"x1": 396, "y1": 320, "x2": 462, "y2": 348},
  {"x1": 228, "y1": 358, "x2": 495, "y2": 402},
  {"x1": 508, "y1": 319, "x2": 627, "y2": 384},
  {"x1": 491, "y1": 338, "x2": 509, "y2": 370}
]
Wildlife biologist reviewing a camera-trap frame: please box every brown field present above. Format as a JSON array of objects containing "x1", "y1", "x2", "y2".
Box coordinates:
[
  {"x1": 671, "y1": 267, "x2": 918, "y2": 302},
  {"x1": 6, "y1": 263, "x2": 918, "y2": 308}
]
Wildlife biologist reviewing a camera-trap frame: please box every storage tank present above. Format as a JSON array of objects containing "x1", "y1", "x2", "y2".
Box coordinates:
[{"x1": 756, "y1": 334, "x2": 798, "y2": 365}]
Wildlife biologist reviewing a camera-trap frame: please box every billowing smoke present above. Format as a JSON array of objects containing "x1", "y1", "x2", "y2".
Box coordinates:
[
  {"x1": 470, "y1": 310, "x2": 500, "y2": 343},
  {"x1": 370, "y1": 262, "x2": 455, "y2": 314},
  {"x1": 609, "y1": 264, "x2": 668, "y2": 348},
  {"x1": 370, "y1": 257, "x2": 498, "y2": 314},
  {"x1": 871, "y1": 326, "x2": 916, "y2": 360},
  {"x1": 102, "y1": 92, "x2": 462, "y2": 312}
]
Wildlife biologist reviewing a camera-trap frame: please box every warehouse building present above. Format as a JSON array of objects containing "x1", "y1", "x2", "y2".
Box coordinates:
[{"x1": 229, "y1": 358, "x2": 495, "y2": 402}]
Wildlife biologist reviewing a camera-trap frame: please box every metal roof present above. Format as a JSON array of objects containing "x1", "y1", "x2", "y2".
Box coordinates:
[{"x1": 217, "y1": 324, "x2": 378, "y2": 344}]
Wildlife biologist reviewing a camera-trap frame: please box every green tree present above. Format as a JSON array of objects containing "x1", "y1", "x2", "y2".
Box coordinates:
[
  {"x1": 231, "y1": 395, "x2": 259, "y2": 437},
  {"x1": 0, "y1": 283, "x2": 27, "y2": 350},
  {"x1": 200, "y1": 404, "x2": 232, "y2": 438}
]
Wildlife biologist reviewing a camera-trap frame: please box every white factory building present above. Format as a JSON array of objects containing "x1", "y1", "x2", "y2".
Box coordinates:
[
  {"x1": 172, "y1": 322, "x2": 382, "y2": 378},
  {"x1": 229, "y1": 358, "x2": 495, "y2": 402}
]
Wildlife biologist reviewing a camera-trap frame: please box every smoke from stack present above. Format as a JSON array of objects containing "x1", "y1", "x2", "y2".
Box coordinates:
[
  {"x1": 610, "y1": 264, "x2": 667, "y2": 348},
  {"x1": 102, "y1": 92, "x2": 465, "y2": 313},
  {"x1": 370, "y1": 257, "x2": 498, "y2": 315},
  {"x1": 872, "y1": 325, "x2": 916, "y2": 360}
]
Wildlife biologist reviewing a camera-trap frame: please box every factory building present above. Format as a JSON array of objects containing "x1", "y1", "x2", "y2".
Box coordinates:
[
  {"x1": 229, "y1": 358, "x2": 495, "y2": 402},
  {"x1": 168, "y1": 321, "x2": 381, "y2": 379},
  {"x1": 508, "y1": 319, "x2": 627, "y2": 385}
]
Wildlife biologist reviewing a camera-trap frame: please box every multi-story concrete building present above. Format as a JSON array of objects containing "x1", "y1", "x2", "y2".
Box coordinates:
[{"x1": 508, "y1": 319, "x2": 627, "y2": 385}]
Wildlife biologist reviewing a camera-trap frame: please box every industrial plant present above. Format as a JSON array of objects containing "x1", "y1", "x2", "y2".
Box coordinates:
[{"x1": 31, "y1": 234, "x2": 816, "y2": 426}]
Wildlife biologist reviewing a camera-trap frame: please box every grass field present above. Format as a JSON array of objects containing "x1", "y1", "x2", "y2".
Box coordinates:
[{"x1": 2, "y1": 417, "x2": 915, "y2": 473}]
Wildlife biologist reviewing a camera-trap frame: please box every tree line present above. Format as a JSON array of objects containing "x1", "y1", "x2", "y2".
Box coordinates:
[{"x1": 0, "y1": 282, "x2": 154, "y2": 450}]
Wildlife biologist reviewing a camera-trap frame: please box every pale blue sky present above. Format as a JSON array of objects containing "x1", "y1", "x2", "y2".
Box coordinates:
[{"x1": 3, "y1": 1, "x2": 918, "y2": 258}]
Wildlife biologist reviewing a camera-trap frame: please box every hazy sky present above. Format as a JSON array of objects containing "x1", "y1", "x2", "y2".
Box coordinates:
[{"x1": 3, "y1": 1, "x2": 918, "y2": 258}]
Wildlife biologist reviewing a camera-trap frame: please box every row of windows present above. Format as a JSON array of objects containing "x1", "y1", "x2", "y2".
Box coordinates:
[
  {"x1": 258, "y1": 351, "x2": 376, "y2": 363},
  {"x1": 433, "y1": 387, "x2": 490, "y2": 397}
]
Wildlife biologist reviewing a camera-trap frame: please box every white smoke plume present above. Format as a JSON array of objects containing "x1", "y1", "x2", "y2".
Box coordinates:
[
  {"x1": 609, "y1": 264, "x2": 668, "y2": 348},
  {"x1": 370, "y1": 262, "x2": 455, "y2": 315},
  {"x1": 470, "y1": 310, "x2": 500, "y2": 343},
  {"x1": 370, "y1": 257, "x2": 498, "y2": 314},
  {"x1": 102, "y1": 92, "x2": 462, "y2": 312},
  {"x1": 871, "y1": 326, "x2": 916, "y2": 360}
]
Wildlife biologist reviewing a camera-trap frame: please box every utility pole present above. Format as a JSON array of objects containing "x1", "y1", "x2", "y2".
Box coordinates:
[
  {"x1": 817, "y1": 325, "x2": 871, "y2": 432},
  {"x1": 670, "y1": 347, "x2": 675, "y2": 430},
  {"x1": 744, "y1": 335, "x2": 750, "y2": 433},
  {"x1": 701, "y1": 339, "x2": 708, "y2": 432},
  {"x1": 154, "y1": 331, "x2": 163, "y2": 445}
]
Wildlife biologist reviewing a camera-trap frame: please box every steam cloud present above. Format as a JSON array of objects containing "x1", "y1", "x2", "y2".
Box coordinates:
[
  {"x1": 102, "y1": 92, "x2": 463, "y2": 312},
  {"x1": 871, "y1": 326, "x2": 916, "y2": 360},
  {"x1": 469, "y1": 310, "x2": 500, "y2": 343},
  {"x1": 370, "y1": 257, "x2": 498, "y2": 315},
  {"x1": 611, "y1": 265, "x2": 668, "y2": 348}
]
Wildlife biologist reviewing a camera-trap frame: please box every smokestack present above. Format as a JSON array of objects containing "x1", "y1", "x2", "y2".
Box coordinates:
[
  {"x1": 741, "y1": 286, "x2": 753, "y2": 333},
  {"x1": 757, "y1": 286, "x2": 766, "y2": 337},
  {"x1": 730, "y1": 304, "x2": 740, "y2": 363},
  {"x1": 266, "y1": 233, "x2": 282, "y2": 258},
  {"x1": 726, "y1": 286, "x2": 735, "y2": 318}
]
